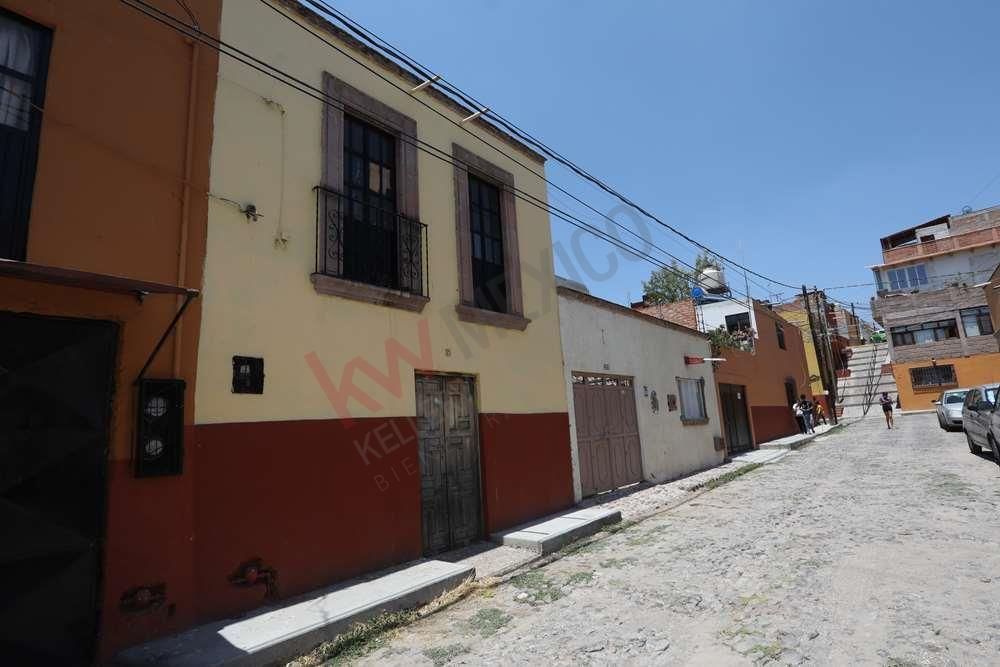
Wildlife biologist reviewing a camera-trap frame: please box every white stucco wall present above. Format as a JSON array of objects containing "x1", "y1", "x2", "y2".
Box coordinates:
[
  {"x1": 558, "y1": 290, "x2": 725, "y2": 502},
  {"x1": 698, "y1": 299, "x2": 758, "y2": 337}
]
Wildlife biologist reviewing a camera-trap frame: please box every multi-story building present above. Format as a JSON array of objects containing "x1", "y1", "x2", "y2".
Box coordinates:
[
  {"x1": 187, "y1": 0, "x2": 572, "y2": 645},
  {"x1": 0, "y1": 0, "x2": 221, "y2": 662},
  {"x1": 870, "y1": 204, "x2": 1000, "y2": 409},
  {"x1": 987, "y1": 264, "x2": 1000, "y2": 344}
]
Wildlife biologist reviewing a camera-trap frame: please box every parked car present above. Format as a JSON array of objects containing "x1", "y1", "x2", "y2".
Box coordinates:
[
  {"x1": 962, "y1": 384, "x2": 999, "y2": 463},
  {"x1": 933, "y1": 389, "x2": 969, "y2": 431}
]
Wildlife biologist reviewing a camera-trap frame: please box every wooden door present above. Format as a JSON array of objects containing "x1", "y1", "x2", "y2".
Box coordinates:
[
  {"x1": 0, "y1": 312, "x2": 118, "y2": 664},
  {"x1": 572, "y1": 374, "x2": 642, "y2": 497},
  {"x1": 416, "y1": 374, "x2": 481, "y2": 555},
  {"x1": 720, "y1": 383, "x2": 753, "y2": 454}
]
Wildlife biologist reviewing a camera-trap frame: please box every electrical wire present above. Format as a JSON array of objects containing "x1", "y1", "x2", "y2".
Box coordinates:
[
  {"x1": 279, "y1": 0, "x2": 807, "y2": 292},
  {"x1": 122, "y1": 0, "x2": 891, "y2": 343}
]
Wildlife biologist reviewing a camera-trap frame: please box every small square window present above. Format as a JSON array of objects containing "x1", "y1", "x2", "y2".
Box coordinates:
[{"x1": 232, "y1": 356, "x2": 264, "y2": 394}]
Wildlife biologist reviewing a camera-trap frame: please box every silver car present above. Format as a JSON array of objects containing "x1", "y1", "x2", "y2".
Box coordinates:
[
  {"x1": 933, "y1": 389, "x2": 968, "y2": 431},
  {"x1": 962, "y1": 383, "x2": 999, "y2": 465}
]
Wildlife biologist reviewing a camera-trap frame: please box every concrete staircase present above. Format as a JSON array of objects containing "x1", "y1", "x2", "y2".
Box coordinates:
[{"x1": 836, "y1": 342, "x2": 897, "y2": 420}]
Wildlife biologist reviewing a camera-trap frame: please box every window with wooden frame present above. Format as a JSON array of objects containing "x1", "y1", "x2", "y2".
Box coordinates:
[
  {"x1": 0, "y1": 10, "x2": 51, "y2": 261},
  {"x1": 775, "y1": 320, "x2": 786, "y2": 349},
  {"x1": 314, "y1": 72, "x2": 427, "y2": 312},
  {"x1": 452, "y1": 143, "x2": 528, "y2": 330},
  {"x1": 677, "y1": 377, "x2": 707, "y2": 423}
]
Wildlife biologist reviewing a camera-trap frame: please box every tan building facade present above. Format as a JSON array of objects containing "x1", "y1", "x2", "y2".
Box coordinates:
[{"x1": 188, "y1": 0, "x2": 573, "y2": 636}]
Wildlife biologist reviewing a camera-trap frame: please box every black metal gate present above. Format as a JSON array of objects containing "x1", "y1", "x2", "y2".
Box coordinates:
[
  {"x1": 719, "y1": 383, "x2": 753, "y2": 454},
  {"x1": 0, "y1": 311, "x2": 118, "y2": 664}
]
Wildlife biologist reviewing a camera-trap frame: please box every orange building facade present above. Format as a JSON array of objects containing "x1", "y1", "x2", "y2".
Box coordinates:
[
  {"x1": 712, "y1": 301, "x2": 816, "y2": 447},
  {"x1": 0, "y1": 1, "x2": 220, "y2": 661}
]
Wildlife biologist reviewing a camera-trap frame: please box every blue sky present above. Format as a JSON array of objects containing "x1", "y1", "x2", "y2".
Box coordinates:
[{"x1": 332, "y1": 0, "x2": 1000, "y2": 315}]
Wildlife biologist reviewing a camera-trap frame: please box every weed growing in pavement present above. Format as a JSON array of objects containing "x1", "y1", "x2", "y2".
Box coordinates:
[
  {"x1": 566, "y1": 570, "x2": 595, "y2": 586},
  {"x1": 467, "y1": 607, "x2": 512, "y2": 637},
  {"x1": 739, "y1": 593, "x2": 768, "y2": 608},
  {"x1": 600, "y1": 557, "x2": 638, "y2": 569},
  {"x1": 291, "y1": 610, "x2": 417, "y2": 665},
  {"x1": 626, "y1": 523, "x2": 669, "y2": 546},
  {"x1": 750, "y1": 642, "x2": 783, "y2": 660},
  {"x1": 691, "y1": 463, "x2": 764, "y2": 492},
  {"x1": 510, "y1": 571, "x2": 565, "y2": 605},
  {"x1": 719, "y1": 624, "x2": 756, "y2": 639},
  {"x1": 422, "y1": 643, "x2": 470, "y2": 666}
]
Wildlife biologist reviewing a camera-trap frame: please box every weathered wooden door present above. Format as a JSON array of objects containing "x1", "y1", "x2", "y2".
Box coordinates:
[
  {"x1": 720, "y1": 383, "x2": 753, "y2": 454},
  {"x1": 572, "y1": 373, "x2": 642, "y2": 497},
  {"x1": 0, "y1": 312, "x2": 118, "y2": 664},
  {"x1": 416, "y1": 374, "x2": 481, "y2": 555}
]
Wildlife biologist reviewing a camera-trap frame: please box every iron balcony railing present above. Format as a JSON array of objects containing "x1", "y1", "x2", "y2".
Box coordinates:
[{"x1": 315, "y1": 186, "x2": 428, "y2": 297}]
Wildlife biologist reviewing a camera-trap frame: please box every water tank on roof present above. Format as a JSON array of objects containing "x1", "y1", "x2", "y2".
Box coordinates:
[{"x1": 697, "y1": 267, "x2": 728, "y2": 294}]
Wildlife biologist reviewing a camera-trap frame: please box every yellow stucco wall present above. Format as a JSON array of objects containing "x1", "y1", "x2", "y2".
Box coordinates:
[
  {"x1": 774, "y1": 307, "x2": 824, "y2": 395},
  {"x1": 195, "y1": 0, "x2": 568, "y2": 423}
]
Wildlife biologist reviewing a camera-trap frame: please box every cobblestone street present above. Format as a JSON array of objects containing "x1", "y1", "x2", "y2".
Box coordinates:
[{"x1": 355, "y1": 414, "x2": 1000, "y2": 665}]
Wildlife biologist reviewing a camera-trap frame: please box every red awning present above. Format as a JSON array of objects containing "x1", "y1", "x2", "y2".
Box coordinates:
[{"x1": 0, "y1": 258, "x2": 198, "y2": 297}]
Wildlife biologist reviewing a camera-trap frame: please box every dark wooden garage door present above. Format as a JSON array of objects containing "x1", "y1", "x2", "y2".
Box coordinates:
[
  {"x1": 416, "y1": 374, "x2": 481, "y2": 555},
  {"x1": 0, "y1": 311, "x2": 118, "y2": 664},
  {"x1": 572, "y1": 373, "x2": 642, "y2": 497}
]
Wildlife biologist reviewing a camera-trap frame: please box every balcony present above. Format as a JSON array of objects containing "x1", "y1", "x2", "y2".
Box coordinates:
[
  {"x1": 874, "y1": 269, "x2": 994, "y2": 297},
  {"x1": 312, "y1": 186, "x2": 429, "y2": 312},
  {"x1": 881, "y1": 226, "x2": 1000, "y2": 265}
]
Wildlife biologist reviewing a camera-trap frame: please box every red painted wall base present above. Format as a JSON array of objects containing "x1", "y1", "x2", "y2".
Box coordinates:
[
  {"x1": 101, "y1": 411, "x2": 572, "y2": 658},
  {"x1": 751, "y1": 405, "x2": 800, "y2": 443}
]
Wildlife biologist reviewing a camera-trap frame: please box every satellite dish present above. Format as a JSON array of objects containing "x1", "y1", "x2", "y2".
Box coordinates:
[{"x1": 691, "y1": 286, "x2": 705, "y2": 299}]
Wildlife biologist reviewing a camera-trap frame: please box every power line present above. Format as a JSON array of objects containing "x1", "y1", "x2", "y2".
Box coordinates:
[
  {"x1": 122, "y1": 0, "x2": 833, "y2": 339},
  {"x1": 287, "y1": 0, "x2": 806, "y2": 292}
]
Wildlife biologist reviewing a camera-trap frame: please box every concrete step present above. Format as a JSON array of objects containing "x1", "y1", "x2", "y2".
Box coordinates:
[
  {"x1": 491, "y1": 507, "x2": 621, "y2": 555},
  {"x1": 115, "y1": 560, "x2": 475, "y2": 667},
  {"x1": 839, "y1": 380, "x2": 898, "y2": 397}
]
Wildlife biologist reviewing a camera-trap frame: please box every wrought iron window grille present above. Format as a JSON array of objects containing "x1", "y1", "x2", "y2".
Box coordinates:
[{"x1": 314, "y1": 186, "x2": 428, "y2": 297}]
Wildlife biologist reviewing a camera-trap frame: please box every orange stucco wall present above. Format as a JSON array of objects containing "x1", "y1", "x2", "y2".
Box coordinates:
[
  {"x1": 0, "y1": 0, "x2": 221, "y2": 658},
  {"x1": 713, "y1": 302, "x2": 814, "y2": 446},
  {"x1": 892, "y1": 353, "x2": 1000, "y2": 411}
]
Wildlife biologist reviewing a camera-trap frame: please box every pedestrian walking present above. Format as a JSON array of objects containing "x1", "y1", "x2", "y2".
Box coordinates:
[
  {"x1": 814, "y1": 401, "x2": 828, "y2": 425},
  {"x1": 793, "y1": 402, "x2": 806, "y2": 434},
  {"x1": 797, "y1": 394, "x2": 815, "y2": 434},
  {"x1": 879, "y1": 392, "x2": 894, "y2": 429}
]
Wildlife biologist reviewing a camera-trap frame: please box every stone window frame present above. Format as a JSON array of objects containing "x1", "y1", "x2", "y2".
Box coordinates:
[
  {"x1": 452, "y1": 143, "x2": 529, "y2": 331},
  {"x1": 312, "y1": 71, "x2": 427, "y2": 312}
]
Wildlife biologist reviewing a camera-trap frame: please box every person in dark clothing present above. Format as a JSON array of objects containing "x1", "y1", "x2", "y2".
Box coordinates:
[
  {"x1": 797, "y1": 394, "x2": 815, "y2": 434},
  {"x1": 879, "y1": 392, "x2": 894, "y2": 429}
]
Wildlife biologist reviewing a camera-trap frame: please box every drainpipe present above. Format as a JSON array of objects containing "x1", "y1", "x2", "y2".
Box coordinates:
[{"x1": 173, "y1": 39, "x2": 200, "y2": 377}]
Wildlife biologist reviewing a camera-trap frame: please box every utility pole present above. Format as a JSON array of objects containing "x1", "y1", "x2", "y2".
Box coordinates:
[
  {"x1": 850, "y1": 302, "x2": 858, "y2": 343},
  {"x1": 814, "y1": 286, "x2": 839, "y2": 424},
  {"x1": 803, "y1": 285, "x2": 838, "y2": 425}
]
